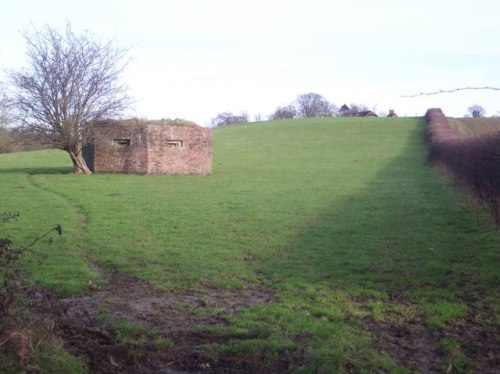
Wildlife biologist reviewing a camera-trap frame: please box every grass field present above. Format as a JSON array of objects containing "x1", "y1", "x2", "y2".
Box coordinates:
[
  {"x1": 1, "y1": 117, "x2": 499, "y2": 372},
  {"x1": 448, "y1": 117, "x2": 500, "y2": 136}
]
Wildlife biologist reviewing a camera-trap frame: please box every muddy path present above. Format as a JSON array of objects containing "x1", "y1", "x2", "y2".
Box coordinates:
[
  {"x1": 27, "y1": 265, "x2": 293, "y2": 373},
  {"x1": 15, "y1": 271, "x2": 500, "y2": 373},
  {"x1": 7, "y1": 254, "x2": 497, "y2": 373}
]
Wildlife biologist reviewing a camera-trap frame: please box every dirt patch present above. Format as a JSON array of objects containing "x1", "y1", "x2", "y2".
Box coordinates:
[
  {"x1": 361, "y1": 292, "x2": 500, "y2": 374},
  {"x1": 366, "y1": 315, "x2": 442, "y2": 373},
  {"x1": 59, "y1": 268, "x2": 273, "y2": 331},
  {"x1": 444, "y1": 300, "x2": 500, "y2": 374},
  {"x1": 24, "y1": 266, "x2": 283, "y2": 373},
  {"x1": 10, "y1": 268, "x2": 498, "y2": 372},
  {"x1": 360, "y1": 292, "x2": 442, "y2": 373}
]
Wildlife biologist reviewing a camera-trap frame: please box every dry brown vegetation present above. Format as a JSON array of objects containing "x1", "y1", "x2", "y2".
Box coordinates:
[
  {"x1": 449, "y1": 117, "x2": 500, "y2": 136},
  {"x1": 0, "y1": 128, "x2": 52, "y2": 154},
  {"x1": 425, "y1": 108, "x2": 500, "y2": 224}
]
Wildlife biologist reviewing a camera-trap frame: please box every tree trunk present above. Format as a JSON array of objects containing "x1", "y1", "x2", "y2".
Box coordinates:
[{"x1": 68, "y1": 151, "x2": 92, "y2": 174}]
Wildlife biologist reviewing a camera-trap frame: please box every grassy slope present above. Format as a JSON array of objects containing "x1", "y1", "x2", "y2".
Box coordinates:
[{"x1": 1, "y1": 117, "x2": 498, "y2": 372}]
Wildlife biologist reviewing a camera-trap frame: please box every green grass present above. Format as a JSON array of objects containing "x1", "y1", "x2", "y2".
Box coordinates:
[
  {"x1": 31, "y1": 343, "x2": 87, "y2": 374},
  {"x1": 439, "y1": 337, "x2": 471, "y2": 372},
  {"x1": 1, "y1": 117, "x2": 499, "y2": 372}
]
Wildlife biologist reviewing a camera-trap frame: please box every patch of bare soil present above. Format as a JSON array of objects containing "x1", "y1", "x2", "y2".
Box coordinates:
[
  {"x1": 444, "y1": 299, "x2": 500, "y2": 374},
  {"x1": 361, "y1": 292, "x2": 500, "y2": 374},
  {"x1": 366, "y1": 315, "x2": 442, "y2": 373},
  {"x1": 60, "y1": 268, "x2": 273, "y2": 331},
  {"x1": 14, "y1": 268, "x2": 497, "y2": 373},
  {"x1": 23, "y1": 266, "x2": 297, "y2": 373}
]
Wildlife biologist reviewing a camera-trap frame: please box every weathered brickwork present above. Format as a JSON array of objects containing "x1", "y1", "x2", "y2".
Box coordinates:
[{"x1": 83, "y1": 120, "x2": 212, "y2": 175}]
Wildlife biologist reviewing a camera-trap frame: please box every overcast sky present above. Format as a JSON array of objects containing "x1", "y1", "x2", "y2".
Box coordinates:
[{"x1": 1, "y1": 0, "x2": 499, "y2": 125}]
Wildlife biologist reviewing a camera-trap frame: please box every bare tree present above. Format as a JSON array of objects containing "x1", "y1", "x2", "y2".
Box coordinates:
[
  {"x1": 7, "y1": 24, "x2": 131, "y2": 173},
  {"x1": 296, "y1": 93, "x2": 336, "y2": 118},
  {"x1": 269, "y1": 104, "x2": 297, "y2": 120},
  {"x1": 0, "y1": 88, "x2": 16, "y2": 152},
  {"x1": 0, "y1": 85, "x2": 11, "y2": 128},
  {"x1": 467, "y1": 104, "x2": 485, "y2": 118},
  {"x1": 209, "y1": 111, "x2": 248, "y2": 127},
  {"x1": 0, "y1": 127, "x2": 20, "y2": 153}
]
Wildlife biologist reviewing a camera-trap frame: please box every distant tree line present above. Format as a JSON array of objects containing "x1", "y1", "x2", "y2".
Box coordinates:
[
  {"x1": 270, "y1": 93, "x2": 374, "y2": 119},
  {"x1": 0, "y1": 95, "x2": 51, "y2": 153},
  {"x1": 209, "y1": 112, "x2": 249, "y2": 127},
  {"x1": 210, "y1": 93, "x2": 497, "y2": 127},
  {"x1": 210, "y1": 93, "x2": 382, "y2": 127}
]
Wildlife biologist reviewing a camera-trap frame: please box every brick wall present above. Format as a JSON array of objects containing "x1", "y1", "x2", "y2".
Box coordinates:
[
  {"x1": 83, "y1": 120, "x2": 212, "y2": 175},
  {"x1": 146, "y1": 124, "x2": 212, "y2": 175}
]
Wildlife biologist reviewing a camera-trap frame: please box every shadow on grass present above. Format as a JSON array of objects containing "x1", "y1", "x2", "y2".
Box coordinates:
[
  {"x1": 0, "y1": 149, "x2": 73, "y2": 175},
  {"x1": 267, "y1": 122, "x2": 499, "y2": 295},
  {"x1": 0, "y1": 166, "x2": 72, "y2": 175},
  {"x1": 250, "y1": 120, "x2": 500, "y2": 372}
]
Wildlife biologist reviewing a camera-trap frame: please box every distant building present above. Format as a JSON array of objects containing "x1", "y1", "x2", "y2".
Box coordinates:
[
  {"x1": 338, "y1": 104, "x2": 352, "y2": 117},
  {"x1": 338, "y1": 105, "x2": 378, "y2": 117},
  {"x1": 387, "y1": 109, "x2": 398, "y2": 117},
  {"x1": 83, "y1": 119, "x2": 212, "y2": 175},
  {"x1": 355, "y1": 110, "x2": 378, "y2": 117}
]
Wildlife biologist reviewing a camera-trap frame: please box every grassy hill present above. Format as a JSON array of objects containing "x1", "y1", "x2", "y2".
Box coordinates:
[{"x1": 1, "y1": 117, "x2": 498, "y2": 372}]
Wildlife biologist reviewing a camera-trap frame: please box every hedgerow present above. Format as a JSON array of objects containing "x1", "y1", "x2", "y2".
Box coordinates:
[{"x1": 425, "y1": 108, "x2": 500, "y2": 224}]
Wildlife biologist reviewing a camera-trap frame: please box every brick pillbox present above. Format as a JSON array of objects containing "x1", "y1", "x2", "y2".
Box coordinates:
[{"x1": 83, "y1": 119, "x2": 212, "y2": 175}]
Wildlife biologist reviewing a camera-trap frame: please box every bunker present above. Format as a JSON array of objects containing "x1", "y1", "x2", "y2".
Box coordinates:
[{"x1": 82, "y1": 119, "x2": 212, "y2": 175}]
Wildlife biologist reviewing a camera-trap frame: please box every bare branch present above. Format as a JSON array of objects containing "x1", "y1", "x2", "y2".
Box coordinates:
[
  {"x1": 7, "y1": 23, "x2": 131, "y2": 173},
  {"x1": 22, "y1": 224, "x2": 62, "y2": 252},
  {"x1": 402, "y1": 86, "x2": 500, "y2": 98}
]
